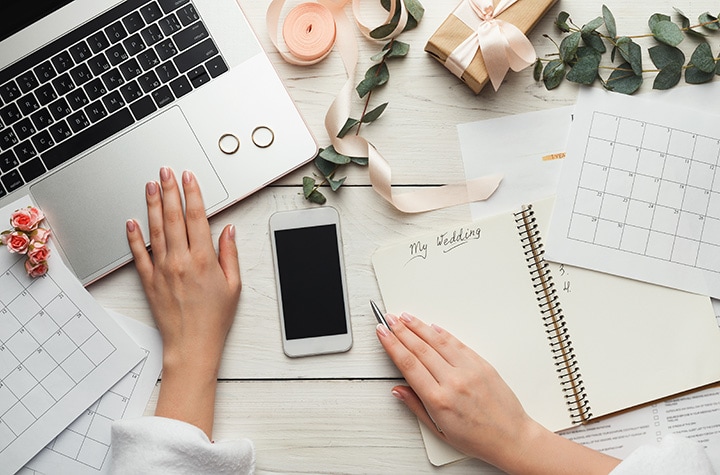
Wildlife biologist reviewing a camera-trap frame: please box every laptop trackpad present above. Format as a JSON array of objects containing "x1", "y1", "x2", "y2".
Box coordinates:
[{"x1": 30, "y1": 107, "x2": 228, "y2": 282}]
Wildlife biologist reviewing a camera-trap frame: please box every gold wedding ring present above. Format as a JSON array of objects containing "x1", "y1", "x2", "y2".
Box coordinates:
[
  {"x1": 252, "y1": 126, "x2": 275, "y2": 148},
  {"x1": 218, "y1": 133, "x2": 240, "y2": 154}
]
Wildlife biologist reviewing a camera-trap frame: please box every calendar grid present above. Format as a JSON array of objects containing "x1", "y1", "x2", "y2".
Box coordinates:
[
  {"x1": 0, "y1": 255, "x2": 118, "y2": 454},
  {"x1": 567, "y1": 111, "x2": 720, "y2": 273}
]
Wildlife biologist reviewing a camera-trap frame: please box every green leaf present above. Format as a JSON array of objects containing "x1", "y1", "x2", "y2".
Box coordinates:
[
  {"x1": 370, "y1": 49, "x2": 390, "y2": 62},
  {"x1": 605, "y1": 62, "x2": 643, "y2": 94},
  {"x1": 370, "y1": 23, "x2": 399, "y2": 39},
  {"x1": 314, "y1": 153, "x2": 338, "y2": 177},
  {"x1": 648, "y1": 43, "x2": 685, "y2": 69},
  {"x1": 602, "y1": 5, "x2": 617, "y2": 38},
  {"x1": 362, "y1": 102, "x2": 388, "y2": 123},
  {"x1": 533, "y1": 58, "x2": 543, "y2": 81},
  {"x1": 556, "y1": 11, "x2": 571, "y2": 33},
  {"x1": 581, "y1": 16, "x2": 604, "y2": 34},
  {"x1": 387, "y1": 40, "x2": 410, "y2": 58},
  {"x1": 673, "y1": 7, "x2": 706, "y2": 39},
  {"x1": 700, "y1": 12, "x2": 719, "y2": 31},
  {"x1": 543, "y1": 59, "x2": 565, "y2": 89},
  {"x1": 653, "y1": 64, "x2": 682, "y2": 89},
  {"x1": 307, "y1": 189, "x2": 327, "y2": 204},
  {"x1": 616, "y1": 37, "x2": 642, "y2": 75},
  {"x1": 566, "y1": 47, "x2": 601, "y2": 85},
  {"x1": 685, "y1": 65, "x2": 715, "y2": 84},
  {"x1": 356, "y1": 63, "x2": 390, "y2": 97},
  {"x1": 559, "y1": 31, "x2": 581, "y2": 63},
  {"x1": 404, "y1": 0, "x2": 425, "y2": 24},
  {"x1": 303, "y1": 176, "x2": 316, "y2": 199},
  {"x1": 351, "y1": 157, "x2": 369, "y2": 166},
  {"x1": 648, "y1": 13, "x2": 672, "y2": 31},
  {"x1": 319, "y1": 146, "x2": 351, "y2": 165},
  {"x1": 690, "y1": 42, "x2": 716, "y2": 73},
  {"x1": 582, "y1": 31, "x2": 606, "y2": 53},
  {"x1": 328, "y1": 175, "x2": 346, "y2": 192},
  {"x1": 381, "y1": 0, "x2": 390, "y2": 11},
  {"x1": 337, "y1": 118, "x2": 360, "y2": 138},
  {"x1": 717, "y1": 59, "x2": 720, "y2": 76},
  {"x1": 651, "y1": 20, "x2": 684, "y2": 46}
]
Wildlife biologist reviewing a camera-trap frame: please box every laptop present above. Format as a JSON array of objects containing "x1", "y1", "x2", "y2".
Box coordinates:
[{"x1": 0, "y1": 0, "x2": 318, "y2": 284}]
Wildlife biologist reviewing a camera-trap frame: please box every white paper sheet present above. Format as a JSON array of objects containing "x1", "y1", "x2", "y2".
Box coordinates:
[
  {"x1": 545, "y1": 87, "x2": 720, "y2": 298},
  {"x1": 23, "y1": 311, "x2": 162, "y2": 474},
  {"x1": 0, "y1": 197, "x2": 145, "y2": 473}
]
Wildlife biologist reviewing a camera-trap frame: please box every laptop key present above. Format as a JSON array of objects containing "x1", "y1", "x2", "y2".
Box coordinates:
[
  {"x1": 42, "y1": 108, "x2": 134, "y2": 171},
  {"x1": 67, "y1": 110, "x2": 91, "y2": 133},
  {"x1": 137, "y1": 49, "x2": 160, "y2": 70},
  {"x1": 88, "y1": 31, "x2": 111, "y2": 55},
  {"x1": 107, "y1": 44, "x2": 130, "y2": 66},
  {"x1": 32, "y1": 131, "x2": 55, "y2": 154},
  {"x1": 67, "y1": 89, "x2": 90, "y2": 111},
  {"x1": 52, "y1": 73, "x2": 76, "y2": 95},
  {"x1": 85, "y1": 78, "x2": 108, "y2": 101},
  {"x1": 84, "y1": 101, "x2": 108, "y2": 123},
  {"x1": 17, "y1": 94, "x2": 40, "y2": 116},
  {"x1": 31, "y1": 108, "x2": 54, "y2": 130},
  {"x1": 138, "y1": 71, "x2": 161, "y2": 93},
  {"x1": 0, "y1": 183, "x2": 5, "y2": 198},
  {"x1": 88, "y1": 54, "x2": 112, "y2": 76},
  {"x1": 120, "y1": 81, "x2": 143, "y2": 103},
  {"x1": 13, "y1": 119, "x2": 36, "y2": 141},
  {"x1": 159, "y1": 14, "x2": 182, "y2": 35},
  {"x1": 35, "y1": 83, "x2": 58, "y2": 106},
  {"x1": 19, "y1": 158, "x2": 46, "y2": 183},
  {"x1": 101, "y1": 68, "x2": 126, "y2": 91},
  {"x1": 0, "y1": 150, "x2": 18, "y2": 172},
  {"x1": 155, "y1": 62, "x2": 179, "y2": 83},
  {"x1": 0, "y1": 128, "x2": 18, "y2": 150},
  {"x1": 51, "y1": 51, "x2": 75, "y2": 73},
  {"x1": 70, "y1": 63, "x2": 92, "y2": 86},
  {"x1": 105, "y1": 21, "x2": 128, "y2": 44},
  {"x1": 174, "y1": 38, "x2": 218, "y2": 73},
  {"x1": 187, "y1": 66, "x2": 209, "y2": 88},
  {"x1": 103, "y1": 91, "x2": 126, "y2": 114},
  {"x1": 140, "y1": 2, "x2": 163, "y2": 23},
  {"x1": 205, "y1": 56, "x2": 228, "y2": 78},
  {"x1": 119, "y1": 58, "x2": 143, "y2": 81},
  {"x1": 14, "y1": 140, "x2": 37, "y2": 162},
  {"x1": 0, "y1": 103, "x2": 22, "y2": 126},
  {"x1": 159, "y1": 0, "x2": 189, "y2": 14},
  {"x1": 173, "y1": 21, "x2": 208, "y2": 51},
  {"x1": 129, "y1": 96, "x2": 157, "y2": 120},
  {"x1": 169, "y1": 75, "x2": 191, "y2": 98},
  {"x1": 151, "y1": 85, "x2": 174, "y2": 108},
  {"x1": 49, "y1": 97, "x2": 73, "y2": 121},
  {"x1": 141, "y1": 24, "x2": 164, "y2": 47},
  {"x1": 17, "y1": 72, "x2": 39, "y2": 94},
  {"x1": 0, "y1": 80, "x2": 21, "y2": 103},
  {"x1": 123, "y1": 11, "x2": 146, "y2": 34},
  {"x1": 123, "y1": 34, "x2": 147, "y2": 56},
  {"x1": 70, "y1": 41, "x2": 92, "y2": 63},
  {"x1": 176, "y1": 4, "x2": 199, "y2": 26},
  {"x1": 34, "y1": 62, "x2": 57, "y2": 84},
  {"x1": 155, "y1": 39, "x2": 178, "y2": 61},
  {"x1": 48, "y1": 120, "x2": 73, "y2": 143},
  {"x1": 1, "y1": 169, "x2": 23, "y2": 192}
]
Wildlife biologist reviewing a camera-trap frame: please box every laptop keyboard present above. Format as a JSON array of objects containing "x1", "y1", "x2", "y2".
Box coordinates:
[{"x1": 0, "y1": 0, "x2": 229, "y2": 198}]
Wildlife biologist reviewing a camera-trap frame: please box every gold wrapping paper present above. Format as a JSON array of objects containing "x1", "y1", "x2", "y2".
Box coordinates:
[{"x1": 425, "y1": 0, "x2": 558, "y2": 93}]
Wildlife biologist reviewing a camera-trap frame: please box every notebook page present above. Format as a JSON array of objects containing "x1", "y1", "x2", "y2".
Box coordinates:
[{"x1": 372, "y1": 210, "x2": 570, "y2": 465}]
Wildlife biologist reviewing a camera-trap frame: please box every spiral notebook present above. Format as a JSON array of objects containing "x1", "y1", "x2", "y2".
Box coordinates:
[{"x1": 372, "y1": 196, "x2": 720, "y2": 466}]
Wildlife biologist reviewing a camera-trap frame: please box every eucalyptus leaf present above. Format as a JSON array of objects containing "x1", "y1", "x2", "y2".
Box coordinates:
[
  {"x1": 566, "y1": 47, "x2": 601, "y2": 85},
  {"x1": 533, "y1": 58, "x2": 543, "y2": 81},
  {"x1": 350, "y1": 157, "x2": 369, "y2": 166},
  {"x1": 651, "y1": 20, "x2": 684, "y2": 46},
  {"x1": 648, "y1": 13, "x2": 672, "y2": 31},
  {"x1": 648, "y1": 43, "x2": 685, "y2": 69},
  {"x1": 403, "y1": 15, "x2": 418, "y2": 32},
  {"x1": 653, "y1": 64, "x2": 682, "y2": 89},
  {"x1": 356, "y1": 63, "x2": 390, "y2": 97},
  {"x1": 690, "y1": 42, "x2": 716, "y2": 73},
  {"x1": 674, "y1": 7, "x2": 706, "y2": 39},
  {"x1": 362, "y1": 102, "x2": 388, "y2": 123},
  {"x1": 543, "y1": 59, "x2": 566, "y2": 89},
  {"x1": 582, "y1": 16, "x2": 604, "y2": 34},
  {"x1": 556, "y1": 11, "x2": 571, "y2": 33},
  {"x1": 381, "y1": 0, "x2": 390, "y2": 11},
  {"x1": 387, "y1": 40, "x2": 410, "y2": 58},
  {"x1": 560, "y1": 31, "x2": 581, "y2": 62},
  {"x1": 602, "y1": 5, "x2": 617, "y2": 38},
  {"x1": 404, "y1": 0, "x2": 425, "y2": 23},
  {"x1": 314, "y1": 153, "x2": 338, "y2": 177},
  {"x1": 328, "y1": 176, "x2": 347, "y2": 192},
  {"x1": 370, "y1": 49, "x2": 390, "y2": 62},
  {"x1": 700, "y1": 12, "x2": 720, "y2": 31},
  {"x1": 616, "y1": 37, "x2": 642, "y2": 75},
  {"x1": 303, "y1": 176, "x2": 316, "y2": 199},
  {"x1": 370, "y1": 22, "x2": 399, "y2": 39},
  {"x1": 582, "y1": 31, "x2": 606, "y2": 53},
  {"x1": 319, "y1": 146, "x2": 351, "y2": 165},
  {"x1": 685, "y1": 64, "x2": 715, "y2": 84},
  {"x1": 605, "y1": 62, "x2": 643, "y2": 94},
  {"x1": 337, "y1": 118, "x2": 360, "y2": 138},
  {"x1": 307, "y1": 189, "x2": 327, "y2": 205}
]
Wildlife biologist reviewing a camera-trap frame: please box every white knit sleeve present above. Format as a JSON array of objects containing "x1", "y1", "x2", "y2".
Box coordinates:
[
  {"x1": 110, "y1": 416, "x2": 255, "y2": 475},
  {"x1": 610, "y1": 434, "x2": 716, "y2": 475}
]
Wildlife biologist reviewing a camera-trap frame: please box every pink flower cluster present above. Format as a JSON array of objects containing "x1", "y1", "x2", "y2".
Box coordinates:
[{"x1": 1, "y1": 206, "x2": 51, "y2": 277}]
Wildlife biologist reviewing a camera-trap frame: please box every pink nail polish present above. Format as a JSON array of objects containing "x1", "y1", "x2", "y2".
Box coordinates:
[
  {"x1": 391, "y1": 389, "x2": 404, "y2": 401},
  {"x1": 385, "y1": 314, "x2": 398, "y2": 326},
  {"x1": 399, "y1": 312, "x2": 413, "y2": 323},
  {"x1": 431, "y1": 323, "x2": 443, "y2": 334},
  {"x1": 126, "y1": 219, "x2": 136, "y2": 232},
  {"x1": 182, "y1": 170, "x2": 193, "y2": 184},
  {"x1": 376, "y1": 323, "x2": 389, "y2": 337},
  {"x1": 146, "y1": 181, "x2": 158, "y2": 195},
  {"x1": 160, "y1": 167, "x2": 170, "y2": 181},
  {"x1": 228, "y1": 224, "x2": 236, "y2": 240}
]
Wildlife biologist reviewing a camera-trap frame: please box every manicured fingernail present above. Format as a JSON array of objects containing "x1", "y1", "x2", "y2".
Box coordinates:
[
  {"x1": 228, "y1": 224, "x2": 236, "y2": 240},
  {"x1": 182, "y1": 170, "x2": 193, "y2": 184},
  {"x1": 391, "y1": 389, "x2": 404, "y2": 401},
  {"x1": 385, "y1": 314, "x2": 398, "y2": 326},
  {"x1": 146, "y1": 181, "x2": 158, "y2": 195},
  {"x1": 399, "y1": 312, "x2": 413, "y2": 323},
  {"x1": 160, "y1": 167, "x2": 170, "y2": 181},
  {"x1": 126, "y1": 219, "x2": 136, "y2": 232},
  {"x1": 431, "y1": 323, "x2": 443, "y2": 334},
  {"x1": 376, "y1": 323, "x2": 390, "y2": 337}
]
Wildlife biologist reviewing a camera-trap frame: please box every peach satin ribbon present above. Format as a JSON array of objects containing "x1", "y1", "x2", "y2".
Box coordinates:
[
  {"x1": 445, "y1": 0, "x2": 536, "y2": 91},
  {"x1": 267, "y1": 0, "x2": 502, "y2": 213}
]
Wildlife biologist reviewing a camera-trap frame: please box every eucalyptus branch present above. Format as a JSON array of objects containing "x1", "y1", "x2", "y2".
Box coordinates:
[{"x1": 535, "y1": 5, "x2": 720, "y2": 94}]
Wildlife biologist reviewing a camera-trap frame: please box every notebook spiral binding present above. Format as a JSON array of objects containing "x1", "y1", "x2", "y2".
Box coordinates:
[{"x1": 514, "y1": 205, "x2": 593, "y2": 424}]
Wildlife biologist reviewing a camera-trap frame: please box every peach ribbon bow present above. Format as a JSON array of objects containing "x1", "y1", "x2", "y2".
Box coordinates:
[{"x1": 445, "y1": 0, "x2": 537, "y2": 91}]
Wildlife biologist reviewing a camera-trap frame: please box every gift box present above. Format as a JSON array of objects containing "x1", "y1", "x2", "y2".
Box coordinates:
[{"x1": 425, "y1": 0, "x2": 558, "y2": 93}]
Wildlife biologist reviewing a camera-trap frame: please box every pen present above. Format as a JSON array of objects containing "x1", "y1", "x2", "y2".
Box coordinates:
[{"x1": 370, "y1": 299, "x2": 390, "y2": 330}]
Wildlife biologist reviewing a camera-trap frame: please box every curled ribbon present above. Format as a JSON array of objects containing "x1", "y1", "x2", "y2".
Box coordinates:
[
  {"x1": 267, "y1": 0, "x2": 502, "y2": 213},
  {"x1": 445, "y1": 0, "x2": 537, "y2": 91}
]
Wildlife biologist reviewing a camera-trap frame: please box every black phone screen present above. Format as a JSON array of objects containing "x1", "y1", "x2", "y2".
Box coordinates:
[{"x1": 274, "y1": 224, "x2": 348, "y2": 340}]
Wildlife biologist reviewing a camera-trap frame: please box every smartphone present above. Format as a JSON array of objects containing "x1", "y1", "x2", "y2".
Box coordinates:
[{"x1": 269, "y1": 207, "x2": 353, "y2": 357}]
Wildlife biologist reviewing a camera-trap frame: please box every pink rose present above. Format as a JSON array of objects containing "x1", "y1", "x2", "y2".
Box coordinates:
[
  {"x1": 10, "y1": 207, "x2": 44, "y2": 232},
  {"x1": 28, "y1": 245, "x2": 51, "y2": 265},
  {"x1": 30, "y1": 227, "x2": 52, "y2": 244},
  {"x1": 4, "y1": 231, "x2": 30, "y2": 254},
  {"x1": 25, "y1": 259, "x2": 49, "y2": 277}
]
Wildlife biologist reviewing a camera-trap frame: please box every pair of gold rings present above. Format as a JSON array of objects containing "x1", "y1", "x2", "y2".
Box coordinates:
[{"x1": 218, "y1": 126, "x2": 275, "y2": 154}]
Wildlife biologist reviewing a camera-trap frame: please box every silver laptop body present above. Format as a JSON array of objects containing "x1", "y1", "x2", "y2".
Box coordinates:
[{"x1": 0, "y1": 0, "x2": 317, "y2": 284}]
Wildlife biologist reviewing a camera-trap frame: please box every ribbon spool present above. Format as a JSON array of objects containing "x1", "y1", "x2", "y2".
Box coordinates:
[{"x1": 282, "y1": 3, "x2": 337, "y2": 62}]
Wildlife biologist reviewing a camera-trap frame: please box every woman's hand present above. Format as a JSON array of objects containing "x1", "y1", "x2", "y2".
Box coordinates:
[
  {"x1": 126, "y1": 167, "x2": 241, "y2": 437},
  {"x1": 376, "y1": 313, "x2": 620, "y2": 475}
]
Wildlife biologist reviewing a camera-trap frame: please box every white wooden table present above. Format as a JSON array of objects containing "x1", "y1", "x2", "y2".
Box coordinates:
[{"x1": 87, "y1": 1, "x2": 717, "y2": 472}]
